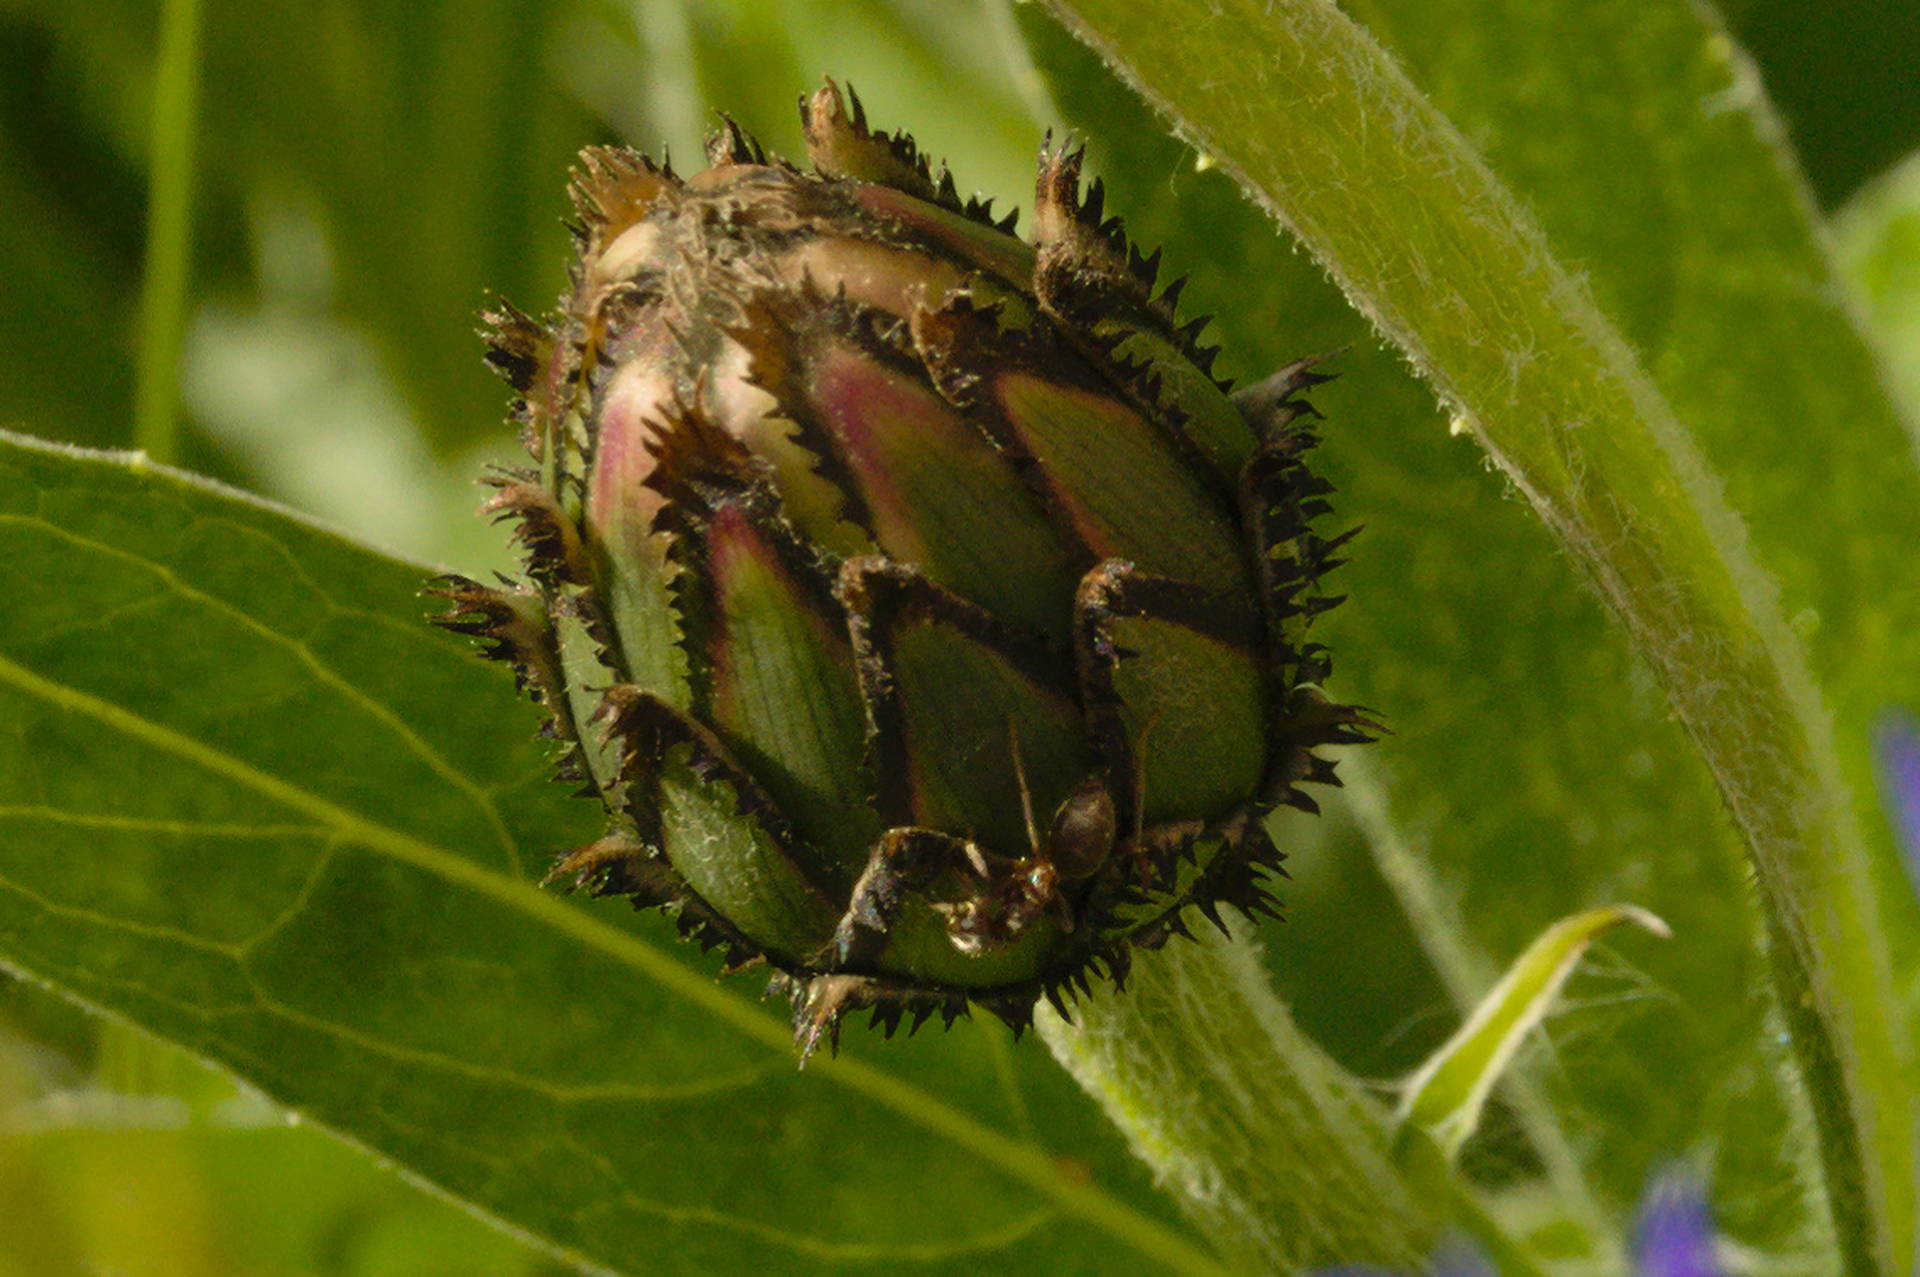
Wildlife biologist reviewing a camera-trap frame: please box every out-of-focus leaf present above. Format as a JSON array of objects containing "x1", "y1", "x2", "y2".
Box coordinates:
[
  {"x1": 648, "y1": 0, "x2": 1045, "y2": 230},
  {"x1": 0, "y1": 16, "x2": 144, "y2": 449},
  {"x1": 1717, "y1": 0, "x2": 1920, "y2": 207},
  {"x1": 2, "y1": 0, "x2": 599, "y2": 457},
  {"x1": 1020, "y1": 4, "x2": 1852, "y2": 1267},
  {"x1": 0, "y1": 1034, "x2": 567, "y2": 1276},
  {"x1": 1837, "y1": 149, "x2": 1920, "y2": 430},
  {"x1": 1399, "y1": 906, "x2": 1670, "y2": 1161},
  {"x1": 0, "y1": 432, "x2": 1208, "y2": 1276},
  {"x1": 195, "y1": 0, "x2": 598, "y2": 455}
]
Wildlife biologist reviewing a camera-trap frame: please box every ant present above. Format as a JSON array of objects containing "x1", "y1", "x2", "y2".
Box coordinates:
[{"x1": 830, "y1": 716, "x2": 1154, "y2": 964}]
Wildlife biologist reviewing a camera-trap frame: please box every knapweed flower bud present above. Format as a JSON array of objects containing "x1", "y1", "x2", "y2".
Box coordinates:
[{"x1": 434, "y1": 81, "x2": 1372, "y2": 1059}]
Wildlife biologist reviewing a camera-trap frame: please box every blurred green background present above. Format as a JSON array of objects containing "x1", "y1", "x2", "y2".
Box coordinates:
[{"x1": 1, "y1": 0, "x2": 1916, "y2": 1272}]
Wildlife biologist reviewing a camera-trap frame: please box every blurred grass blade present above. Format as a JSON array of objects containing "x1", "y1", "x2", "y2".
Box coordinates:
[
  {"x1": 1041, "y1": 2, "x2": 1914, "y2": 1271},
  {"x1": 1398, "y1": 905, "x2": 1670, "y2": 1160},
  {"x1": 0, "y1": 430, "x2": 1216, "y2": 1276},
  {"x1": 132, "y1": 0, "x2": 204, "y2": 466}
]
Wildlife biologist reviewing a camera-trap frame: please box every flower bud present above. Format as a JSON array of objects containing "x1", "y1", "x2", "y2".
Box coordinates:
[{"x1": 435, "y1": 81, "x2": 1372, "y2": 1058}]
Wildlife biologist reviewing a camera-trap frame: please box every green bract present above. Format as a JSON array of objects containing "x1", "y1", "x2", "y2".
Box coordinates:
[{"x1": 435, "y1": 81, "x2": 1370, "y2": 1058}]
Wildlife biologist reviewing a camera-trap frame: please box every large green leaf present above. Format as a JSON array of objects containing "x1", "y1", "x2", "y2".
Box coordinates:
[
  {"x1": 0, "y1": 431, "x2": 1215, "y2": 1276},
  {"x1": 1022, "y1": 0, "x2": 1918, "y2": 1267}
]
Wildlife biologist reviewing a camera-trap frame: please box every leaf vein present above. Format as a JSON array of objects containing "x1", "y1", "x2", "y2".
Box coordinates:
[
  {"x1": 0, "y1": 513, "x2": 525, "y2": 875},
  {"x1": 553, "y1": 1132, "x2": 1060, "y2": 1261},
  {"x1": 0, "y1": 804, "x2": 327, "y2": 840}
]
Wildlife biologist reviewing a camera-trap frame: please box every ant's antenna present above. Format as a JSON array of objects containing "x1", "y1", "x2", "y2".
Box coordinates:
[
  {"x1": 1007, "y1": 715, "x2": 1040, "y2": 854},
  {"x1": 1130, "y1": 710, "x2": 1164, "y2": 851}
]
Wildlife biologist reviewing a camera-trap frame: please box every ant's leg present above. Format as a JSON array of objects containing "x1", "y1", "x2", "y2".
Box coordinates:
[{"x1": 829, "y1": 827, "x2": 977, "y2": 967}]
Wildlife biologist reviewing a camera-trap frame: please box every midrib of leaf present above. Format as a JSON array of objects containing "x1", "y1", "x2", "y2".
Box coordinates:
[
  {"x1": 1042, "y1": 1, "x2": 1913, "y2": 1271},
  {"x1": 0, "y1": 646, "x2": 1226, "y2": 1277}
]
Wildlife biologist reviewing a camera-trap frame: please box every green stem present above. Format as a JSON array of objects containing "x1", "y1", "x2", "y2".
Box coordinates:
[
  {"x1": 133, "y1": 0, "x2": 205, "y2": 466},
  {"x1": 1039, "y1": 912, "x2": 1443, "y2": 1272},
  {"x1": 1043, "y1": 2, "x2": 1914, "y2": 1270}
]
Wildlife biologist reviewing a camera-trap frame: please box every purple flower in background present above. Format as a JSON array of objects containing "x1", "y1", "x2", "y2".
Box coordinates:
[
  {"x1": 1873, "y1": 711, "x2": 1920, "y2": 891},
  {"x1": 1634, "y1": 1168, "x2": 1724, "y2": 1277},
  {"x1": 1314, "y1": 1171, "x2": 1726, "y2": 1276}
]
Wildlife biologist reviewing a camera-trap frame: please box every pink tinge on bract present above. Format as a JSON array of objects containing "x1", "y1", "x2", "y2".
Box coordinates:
[
  {"x1": 588, "y1": 358, "x2": 676, "y2": 550},
  {"x1": 811, "y1": 342, "x2": 1080, "y2": 640}
]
